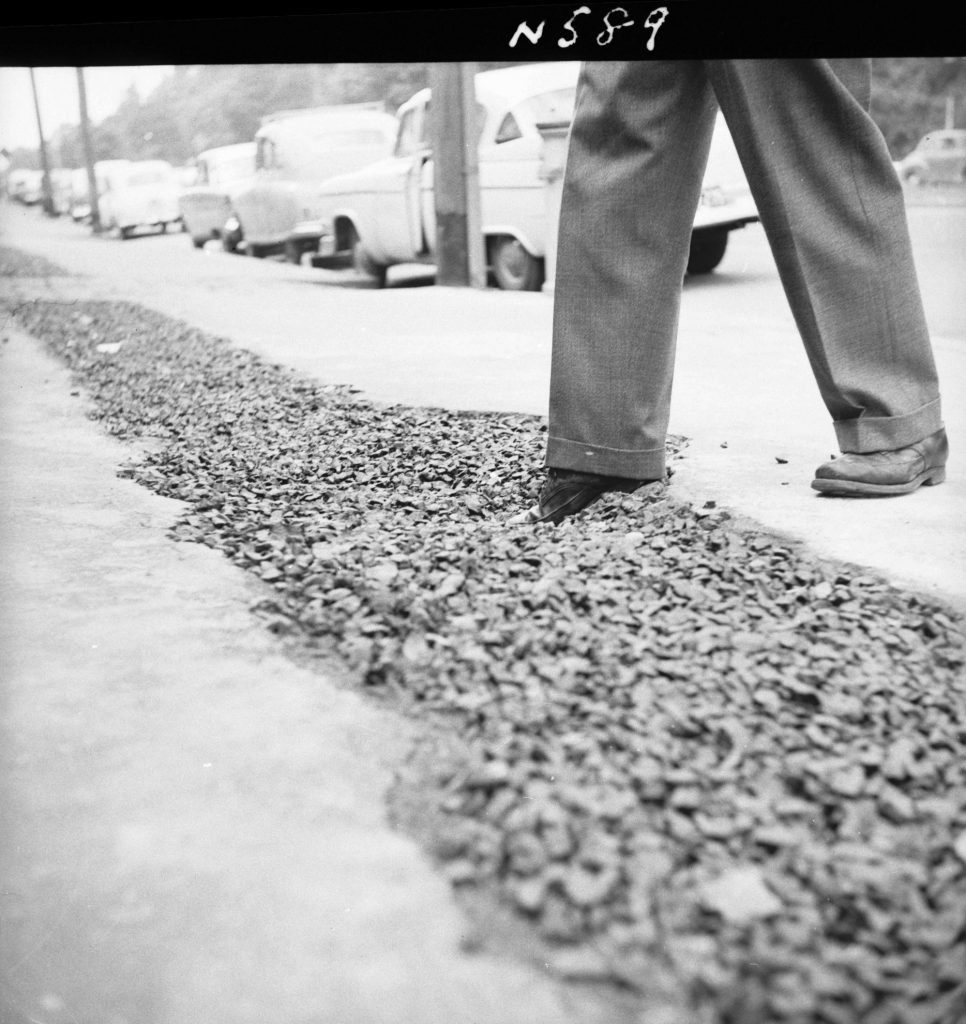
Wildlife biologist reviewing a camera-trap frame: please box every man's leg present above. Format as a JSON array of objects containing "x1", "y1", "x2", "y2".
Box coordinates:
[
  {"x1": 705, "y1": 59, "x2": 944, "y2": 456},
  {"x1": 546, "y1": 61, "x2": 717, "y2": 481}
]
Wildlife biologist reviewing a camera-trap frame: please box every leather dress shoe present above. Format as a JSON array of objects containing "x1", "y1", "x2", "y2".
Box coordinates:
[
  {"x1": 812, "y1": 427, "x2": 948, "y2": 496},
  {"x1": 508, "y1": 468, "x2": 656, "y2": 525}
]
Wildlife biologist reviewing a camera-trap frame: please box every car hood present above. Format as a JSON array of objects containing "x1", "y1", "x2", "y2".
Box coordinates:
[{"x1": 317, "y1": 155, "x2": 406, "y2": 197}]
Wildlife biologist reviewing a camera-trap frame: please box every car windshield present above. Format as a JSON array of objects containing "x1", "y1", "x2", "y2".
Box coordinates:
[
  {"x1": 210, "y1": 155, "x2": 254, "y2": 184},
  {"x1": 298, "y1": 129, "x2": 390, "y2": 157},
  {"x1": 125, "y1": 168, "x2": 172, "y2": 187}
]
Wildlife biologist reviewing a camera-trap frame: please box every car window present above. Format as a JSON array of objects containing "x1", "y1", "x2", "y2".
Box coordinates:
[
  {"x1": 495, "y1": 112, "x2": 523, "y2": 144},
  {"x1": 211, "y1": 154, "x2": 253, "y2": 185},
  {"x1": 124, "y1": 168, "x2": 172, "y2": 187}
]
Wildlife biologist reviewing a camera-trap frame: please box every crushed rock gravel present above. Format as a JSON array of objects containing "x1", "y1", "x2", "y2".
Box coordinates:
[{"x1": 2, "y1": 291, "x2": 964, "y2": 1024}]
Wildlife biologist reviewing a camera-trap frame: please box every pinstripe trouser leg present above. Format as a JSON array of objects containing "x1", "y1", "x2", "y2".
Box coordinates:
[{"x1": 547, "y1": 59, "x2": 943, "y2": 479}]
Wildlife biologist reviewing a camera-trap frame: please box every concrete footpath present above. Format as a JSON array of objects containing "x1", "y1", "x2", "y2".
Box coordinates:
[
  {"x1": 0, "y1": 198, "x2": 964, "y2": 1023},
  {"x1": 0, "y1": 327, "x2": 632, "y2": 1024}
]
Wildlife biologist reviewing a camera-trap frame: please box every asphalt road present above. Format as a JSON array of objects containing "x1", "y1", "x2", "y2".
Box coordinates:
[{"x1": 6, "y1": 185, "x2": 966, "y2": 335}]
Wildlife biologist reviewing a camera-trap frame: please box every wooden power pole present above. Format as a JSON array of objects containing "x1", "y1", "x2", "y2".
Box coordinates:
[
  {"x1": 28, "y1": 67, "x2": 55, "y2": 216},
  {"x1": 429, "y1": 64, "x2": 485, "y2": 288},
  {"x1": 76, "y1": 67, "x2": 101, "y2": 232}
]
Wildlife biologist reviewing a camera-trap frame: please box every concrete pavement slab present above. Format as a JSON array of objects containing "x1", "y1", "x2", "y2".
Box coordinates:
[{"x1": 0, "y1": 326, "x2": 631, "y2": 1024}]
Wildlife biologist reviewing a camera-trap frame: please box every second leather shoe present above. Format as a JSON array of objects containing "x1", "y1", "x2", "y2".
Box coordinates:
[
  {"x1": 812, "y1": 427, "x2": 948, "y2": 496},
  {"x1": 508, "y1": 468, "x2": 657, "y2": 525}
]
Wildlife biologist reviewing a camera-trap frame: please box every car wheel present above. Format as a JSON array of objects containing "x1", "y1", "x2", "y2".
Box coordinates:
[
  {"x1": 191, "y1": 235, "x2": 207, "y2": 249},
  {"x1": 686, "y1": 229, "x2": 728, "y2": 275},
  {"x1": 248, "y1": 243, "x2": 270, "y2": 259},
  {"x1": 351, "y1": 233, "x2": 387, "y2": 287},
  {"x1": 119, "y1": 225, "x2": 134, "y2": 241},
  {"x1": 490, "y1": 235, "x2": 544, "y2": 291}
]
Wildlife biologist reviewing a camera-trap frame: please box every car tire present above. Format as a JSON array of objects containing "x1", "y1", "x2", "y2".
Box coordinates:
[
  {"x1": 119, "y1": 225, "x2": 134, "y2": 241},
  {"x1": 490, "y1": 235, "x2": 544, "y2": 291},
  {"x1": 686, "y1": 228, "x2": 728, "y2": 275},
  {"x1": 351, "y1": 235, "x2": 387, "y2": 288},
  {"x1": 191, "y1": 235, "x2": 207, "y2": 249},
  {"x1": 248, "y1": 243, "x2": 270, "y2": 259}
]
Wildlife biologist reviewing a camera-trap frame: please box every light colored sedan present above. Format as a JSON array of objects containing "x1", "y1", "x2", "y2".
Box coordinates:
[
  {"x1": 897, "y1": 130, "x2": 966, "y2": 186},
  {"x1": 178, "y1": 142, "x2": 256, "y2": 249},
  {"x1": 99, "y1": 160, "x2": 182, "y2": 239},
  {"x1": 228, "y1": 104, "x2": 398, "y2": 261},
  {"x1": 314, "y1": 63, "x2": 760, "y2": 290}
]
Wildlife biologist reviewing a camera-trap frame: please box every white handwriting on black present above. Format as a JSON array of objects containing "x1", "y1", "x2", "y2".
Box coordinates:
[{"x1": 510, "y1": 6, "x2": 669, "y2": 51}]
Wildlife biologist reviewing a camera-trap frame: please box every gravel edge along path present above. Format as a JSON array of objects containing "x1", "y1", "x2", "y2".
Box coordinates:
[{"x1": 2, "y1": 272, "x2": 964, "y2": 1024}]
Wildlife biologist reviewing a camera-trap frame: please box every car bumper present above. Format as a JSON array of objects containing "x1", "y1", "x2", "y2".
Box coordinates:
[
  {"x1": 692, "y1": 190, "x2": 759, "y2": 232},
  {"x1": 289, "y1": 219, "x2": 324, "y2": 243},
  {"x1": 311, "y1": 230, "x2": 352, "y2": 269}
]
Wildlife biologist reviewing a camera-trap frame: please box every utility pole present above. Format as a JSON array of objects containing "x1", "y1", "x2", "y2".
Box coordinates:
[
  {"x1": 28, "y1": 67, "x2": 56, "y2": 216},
  {"x1": 76, "y1": 67, "x2": 101, "y2": 232},
  {"x1": 429, "y1": 63, "x2": 486, "y2": 288}
]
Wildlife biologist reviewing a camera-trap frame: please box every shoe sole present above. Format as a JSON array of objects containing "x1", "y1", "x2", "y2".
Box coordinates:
[{"x1": 811, "y1": 466, "x2": 946, "y2": 496}]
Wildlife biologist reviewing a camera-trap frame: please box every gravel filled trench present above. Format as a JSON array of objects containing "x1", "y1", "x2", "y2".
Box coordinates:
[{"x1": 3, "y1": 288, "x2": 965, "y2": 1024}]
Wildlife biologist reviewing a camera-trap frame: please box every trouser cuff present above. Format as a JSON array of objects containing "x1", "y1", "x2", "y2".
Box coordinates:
[
  {"x1": 834, "y1": 397, "x2": 944, "y2": 452},
  {"x1": 546, "y1": 435, "x2": 668, "y2": 479}
]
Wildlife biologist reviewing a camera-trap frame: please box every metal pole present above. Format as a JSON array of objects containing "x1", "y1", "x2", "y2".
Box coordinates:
[
  {"x1": 28, "y1": 67, "x2": 56, "y2": 216},
  {"x1": 429, "y1": 63, "x2": 485, "y2": 288},
  {"x1": 76, "y1": 67, "x2": 101, "y2": 232}
]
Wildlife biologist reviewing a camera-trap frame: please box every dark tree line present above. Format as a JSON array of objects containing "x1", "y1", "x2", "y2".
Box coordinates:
[{"x1": 9, "y1": 58, "x2": 966, "y2": 172}]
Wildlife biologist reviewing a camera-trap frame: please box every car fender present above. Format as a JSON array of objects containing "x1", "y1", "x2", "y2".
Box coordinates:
[
  {"x1": 328, "y1": 204, "x2": 389, "y2": 264},
  {"x1": 898, "y1": 155, "x2": 928, "y2": 180},
  {"x1": 482, "y1": 225, "x2": 542, "y2": 259}
]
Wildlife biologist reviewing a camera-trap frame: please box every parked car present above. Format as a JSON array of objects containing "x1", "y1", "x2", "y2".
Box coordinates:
[
  {"x1": 897, "y1": 129, "x2": 966, "y2": 185},
  {"x1": 178, "y1": 142, "x2": 257, "y2": 249},
  {"x1": 687, "y1": 110, "x2": 761, "y2": 274},
  {"x1": 313, "y1": 63, "x2": 760, "y2": 290},
  {"x1": 8, "y1": 168, "x2": 44, "y2": 205},
  {"x1": 67, "y1": 167, "x2": 94, "y2": 221},
  {"x1": 98, "y1": 159, "x2": 182, "y2": 239},
  {"x1": 68, "y1": 159, "x2": 132, "y2": 224},
  {"x1": 49, "y1": 168, "x2": 76, "y2": 215},
  {"x1": 228, "y1": 103, "x2": 398, "y2": 261}
]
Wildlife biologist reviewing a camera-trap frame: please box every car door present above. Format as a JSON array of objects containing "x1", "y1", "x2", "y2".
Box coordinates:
[
  {"x1": 477, "y1": 105, "x2": 545, "y2": 254},
  {"x1": 374, "y1": 102, "x2": 431, "y2": 261},
  {"x1": 232, "y1": 132, "x2": 297, "y2": 247}
]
